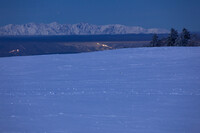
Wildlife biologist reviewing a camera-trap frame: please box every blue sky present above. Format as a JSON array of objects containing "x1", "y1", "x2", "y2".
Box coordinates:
[{"x1": 0, "y1": 0, "x2": 200, "y2": 31}]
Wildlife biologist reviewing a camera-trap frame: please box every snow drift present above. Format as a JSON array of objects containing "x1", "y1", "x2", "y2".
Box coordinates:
[{"x1": 0, "y1": 47, "x2": 200, "y2": 133}]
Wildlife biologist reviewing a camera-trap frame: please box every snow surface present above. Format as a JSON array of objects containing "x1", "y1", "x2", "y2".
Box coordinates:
[{"x1": 0, "y1": 47, "x2": 200, "y2": 133}]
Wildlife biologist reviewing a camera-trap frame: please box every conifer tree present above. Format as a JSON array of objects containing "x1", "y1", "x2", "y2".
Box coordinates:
[
  {"x1": 150, "y1": 34, "x2": 159, "y2": 47},
  {"x1": 167, "y1": 28, "x2": 178, "y2": 46},
  {"x1": 180, "y1": 28, "x2": 191, "y2": 46}
]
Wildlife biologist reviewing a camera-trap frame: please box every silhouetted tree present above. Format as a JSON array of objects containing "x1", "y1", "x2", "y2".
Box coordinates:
[
  {"x1": 150, "y1": 34, "x2": 160, "y2": 47},
  {"x1": 180, "y1": 28, "x2": 191, "y2": 46},
  {"x1": 167, "y1": 28, "x2": 178, "y2": 46}
]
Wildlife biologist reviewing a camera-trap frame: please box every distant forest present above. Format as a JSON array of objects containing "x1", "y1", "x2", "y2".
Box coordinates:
[{"x1": 150, "y1": 28, "x2": 200, "y2": 47}]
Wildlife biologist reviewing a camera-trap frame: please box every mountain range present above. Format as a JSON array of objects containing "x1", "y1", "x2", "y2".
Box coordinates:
[{"x1": 0, "y1": 22, "x2": 169, "y2": 36}]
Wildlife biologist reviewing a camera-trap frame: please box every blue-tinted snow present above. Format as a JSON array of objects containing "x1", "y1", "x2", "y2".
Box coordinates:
[{"x1": 0, "y1": 47, "x2": 200, "y2": 133}]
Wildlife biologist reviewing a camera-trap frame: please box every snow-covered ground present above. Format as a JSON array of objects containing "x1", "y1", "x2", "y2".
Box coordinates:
[{"x1": 0, "y1": 47, "x2": 200, "y2": 133}]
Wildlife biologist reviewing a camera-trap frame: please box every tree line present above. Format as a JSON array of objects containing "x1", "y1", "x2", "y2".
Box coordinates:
[{"x1": 150, "y1": 28, "x2": 195, "y2": 47}]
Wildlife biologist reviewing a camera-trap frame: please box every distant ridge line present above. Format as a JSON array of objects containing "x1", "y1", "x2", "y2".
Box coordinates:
[{"x1": 0, "y1": 22, "x2": 169, "y2": 36}]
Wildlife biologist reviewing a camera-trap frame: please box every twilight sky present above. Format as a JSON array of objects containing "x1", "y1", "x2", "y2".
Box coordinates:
[{"x1": 0, "y1": 0, "x2": 200, "y2": 31}]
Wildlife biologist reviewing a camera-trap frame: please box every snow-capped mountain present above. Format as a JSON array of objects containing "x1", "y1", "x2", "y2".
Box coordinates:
[{"x1": 0, "y1": 22, "x2": 169, "y2": 35}]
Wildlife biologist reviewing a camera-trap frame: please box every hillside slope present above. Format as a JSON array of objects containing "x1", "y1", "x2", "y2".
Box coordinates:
[
  {"x1": 0, "y1": 34, "x2": 161, "y2": 57},
  {"x1": 0, "y1": 47, "x2": 200, "y2": 133}
]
